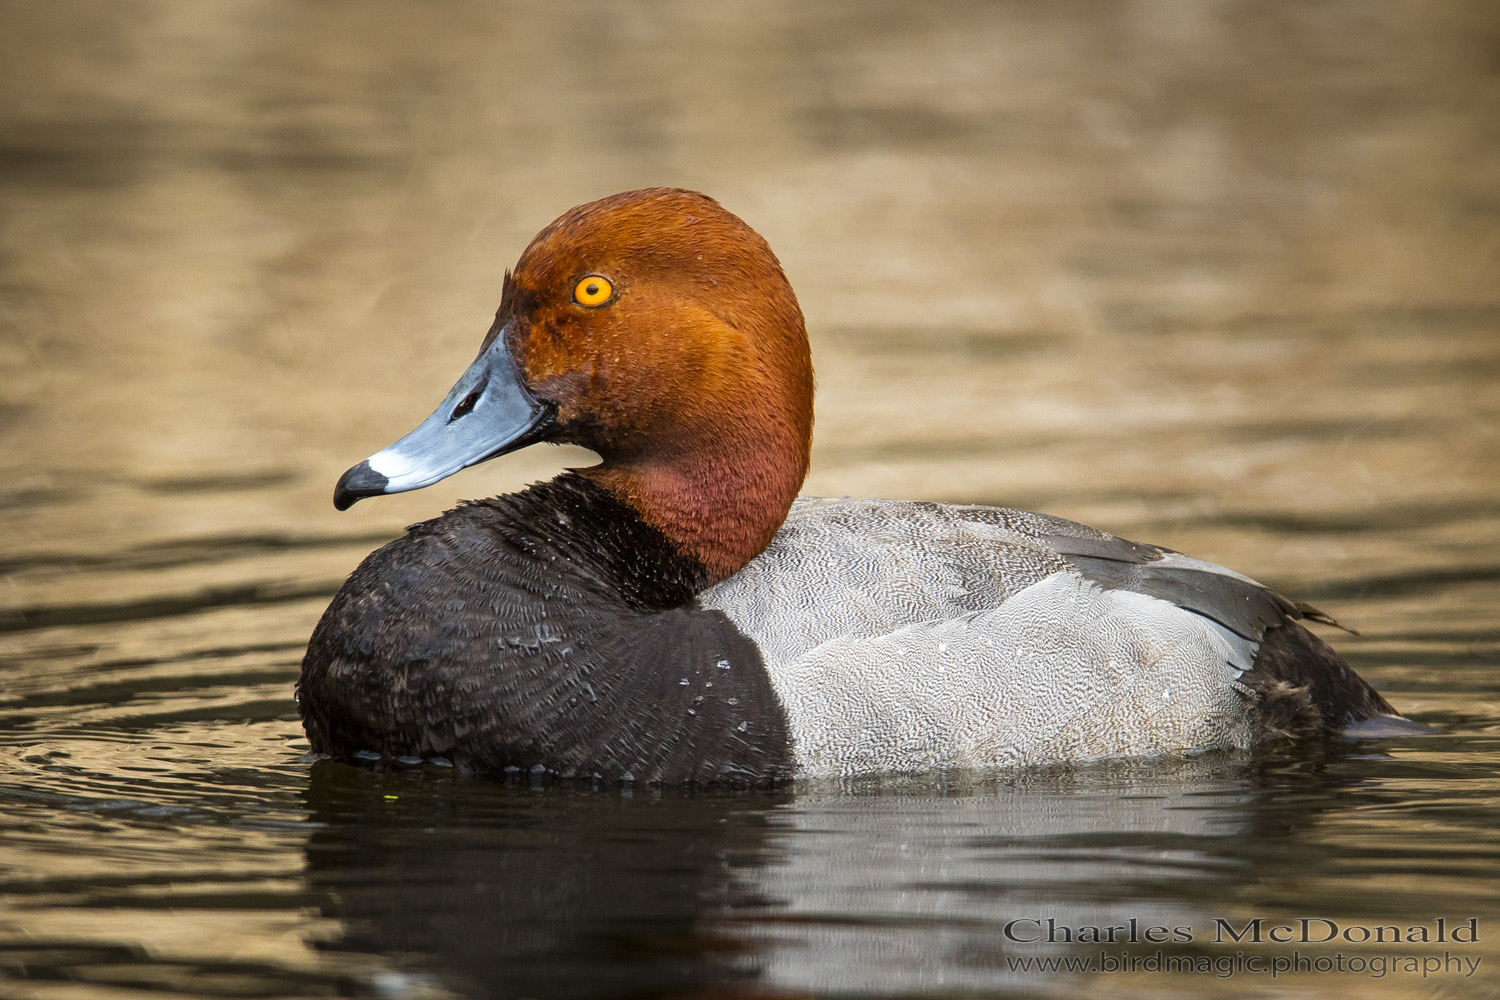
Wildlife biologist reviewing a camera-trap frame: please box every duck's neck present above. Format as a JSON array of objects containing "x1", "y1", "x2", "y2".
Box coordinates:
[{"x1": 580, "y1": 425, "x2": 808, "y2": 584}]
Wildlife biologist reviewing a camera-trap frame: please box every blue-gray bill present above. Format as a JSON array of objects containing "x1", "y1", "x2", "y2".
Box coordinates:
[{"x1": 333, "y1": 329, "x2": 553, "y2": 510}]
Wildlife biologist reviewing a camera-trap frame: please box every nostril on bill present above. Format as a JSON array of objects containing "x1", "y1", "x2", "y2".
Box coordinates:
[{"x1": 450, "y1": 388, "x2": 484, "y2": 422}]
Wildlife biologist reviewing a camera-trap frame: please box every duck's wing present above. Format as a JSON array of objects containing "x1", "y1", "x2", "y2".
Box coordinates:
[
  {"x1": 700, "y1": 497, "x2": 1405, "y2": 775},
  {"x1": 1028, "y1": 525, "x2": 1400, "y2": 734},
  {"x1": 1005, "y1": 531, "x2": 1299, "y2": 641}
]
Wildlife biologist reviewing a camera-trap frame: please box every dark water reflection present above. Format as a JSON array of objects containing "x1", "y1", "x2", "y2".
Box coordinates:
[
  {"x1": 2, "y1": 0, "x2": 1499, "y2": 997},
  {"x1": 302, "y1": 747, "x2": 1498, "y2": 999}
]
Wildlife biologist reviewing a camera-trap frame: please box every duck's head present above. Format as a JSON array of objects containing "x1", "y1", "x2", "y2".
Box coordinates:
[{"x1": 334, "y1": 188, "x2": 814, "y2": 582}]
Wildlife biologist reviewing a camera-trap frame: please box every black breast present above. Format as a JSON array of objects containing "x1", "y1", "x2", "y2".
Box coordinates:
[{"x1": 297, "y1": 474, "x2": 794, "y2": 785}]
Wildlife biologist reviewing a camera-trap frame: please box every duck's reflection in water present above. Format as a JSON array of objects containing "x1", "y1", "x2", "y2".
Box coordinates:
[{"x1": 303, "y1": 753, "x2": 1347, "y2": 999}]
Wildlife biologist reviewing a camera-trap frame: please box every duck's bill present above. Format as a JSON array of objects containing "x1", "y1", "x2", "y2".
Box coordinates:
[{"x1": 333, "y1": 332, "x2": 553, "y2": 510}]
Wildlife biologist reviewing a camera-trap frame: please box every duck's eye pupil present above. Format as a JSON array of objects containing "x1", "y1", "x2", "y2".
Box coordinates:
[{"x1": 585, "y1": 283, "x2": 599, "y2": 296}]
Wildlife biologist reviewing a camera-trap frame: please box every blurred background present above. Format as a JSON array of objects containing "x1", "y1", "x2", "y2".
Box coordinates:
[
  {"x1": 3, "y1": 0, "x2": 1496, "y2": 574},
  {"x1": 0, "y1": 2, "x2": 1497, "y2": 998}
]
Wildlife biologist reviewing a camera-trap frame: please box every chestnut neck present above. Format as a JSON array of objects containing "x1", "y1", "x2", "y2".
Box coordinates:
[{"x1": 578, "y1": 419, "x2": 809, "y2": 586}]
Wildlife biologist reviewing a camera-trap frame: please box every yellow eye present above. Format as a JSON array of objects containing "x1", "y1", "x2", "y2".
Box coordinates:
[{"x1": 573, "y1": 274, "x2": 614, "y2": 307}]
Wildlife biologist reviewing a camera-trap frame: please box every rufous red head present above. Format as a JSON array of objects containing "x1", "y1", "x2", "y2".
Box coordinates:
[{"x1": 337, "y1": 188, "x2": 814, "y2": 582}]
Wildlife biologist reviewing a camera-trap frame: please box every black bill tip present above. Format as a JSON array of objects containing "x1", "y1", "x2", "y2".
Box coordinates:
[{"x1": 333, "y1": 460, "x2": 389, "y2": 511}]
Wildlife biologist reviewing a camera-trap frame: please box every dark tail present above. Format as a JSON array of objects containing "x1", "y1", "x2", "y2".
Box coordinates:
[{"x1": 1244, "y1": 620, "x2": 1411, "y2": 739}]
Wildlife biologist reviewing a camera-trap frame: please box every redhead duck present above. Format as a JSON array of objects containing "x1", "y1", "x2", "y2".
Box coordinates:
[{"x1": 298, "y1": 188, "x2": 1407, "y2": 783}]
